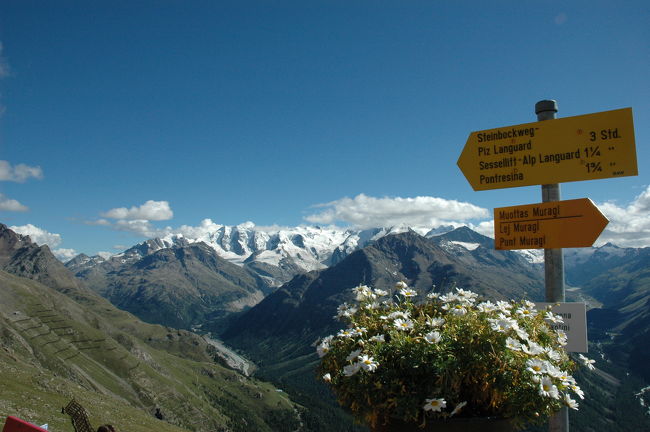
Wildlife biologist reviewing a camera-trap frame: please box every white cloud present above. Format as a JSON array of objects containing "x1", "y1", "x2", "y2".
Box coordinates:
[
  {"x1": 471, "y1": 220, "x2": 495, "y2": 239},
  {"x1": 304, "y1": 194, "x2": 489, "y2": 229},
  {"x1": 596, "y1": 185, "x2": 650, "y2": 248},
  {"x1": 112, "y1": 219, "x2": 170, "y2": 237},
  {"x1": 10, "y1": 224, "x2": 62, "y2": 248},
  {"x1": 53, "y1": 248, "x2": 78, "y2": 262},
  {"x1": 0, "y1": 194, "x2": 28, "y2": 212},
  {"x1": 101, "y1": 200, "x2": 173, "y2": 221},
  {"x1": 0, "y1": 160, "x2": 44, "y2": 183}
]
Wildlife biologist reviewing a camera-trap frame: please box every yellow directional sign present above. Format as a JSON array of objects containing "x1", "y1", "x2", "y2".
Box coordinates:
[
  {"x1": 494, "y1": 198, "x2": 609, "y2": 250},
  {"x1": 458, "y1": 108, "x2": 637, "y2": 190}
]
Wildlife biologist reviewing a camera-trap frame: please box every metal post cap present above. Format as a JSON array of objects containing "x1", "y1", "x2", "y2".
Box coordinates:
[{"x1": 535, "y1": 100, "x2": 558, "y2": 115}]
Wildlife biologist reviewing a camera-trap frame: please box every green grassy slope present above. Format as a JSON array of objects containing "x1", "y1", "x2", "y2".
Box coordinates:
[{"x1": 0, "y1": 270, "x2": 301, "y2": 432}]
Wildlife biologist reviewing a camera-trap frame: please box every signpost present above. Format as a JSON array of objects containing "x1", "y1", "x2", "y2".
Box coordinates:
[
  {"x1": 494, "y1": 198, "x2": 609, "y2": 250},
  {"x1": 457, "y1": 107, "x2": 637, "y2": 190},
  {"x1": 457, "y1": 101, "x2": 638, "y2": 432}
]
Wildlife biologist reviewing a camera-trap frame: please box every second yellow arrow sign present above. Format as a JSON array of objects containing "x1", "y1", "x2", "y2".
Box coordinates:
[{"x1": 494, "y1": 198, "x2": 609, "y2": 250}]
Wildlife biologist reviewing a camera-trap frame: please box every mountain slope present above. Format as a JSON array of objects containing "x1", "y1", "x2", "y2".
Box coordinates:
[
  {"x1": 223, "y1": 229, "x2": 543, "y2": 355},
  {"x1": 579, "y1": 247, "x2": 650, "y2": 380},
  {"x1": 0, "y1": 224, "x2": 302, "y2": 432},
  {"x1": 70, "y1": 241, "x2": 268, "y2": 330}
]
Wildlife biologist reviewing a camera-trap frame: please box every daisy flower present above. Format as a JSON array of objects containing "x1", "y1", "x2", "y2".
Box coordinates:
[{"x1": 423, "y1": 398, "x2": 446, "y2": 412}]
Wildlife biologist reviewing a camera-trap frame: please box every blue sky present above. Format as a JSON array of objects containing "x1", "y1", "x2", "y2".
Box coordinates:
[{"x1": 1, "y1": 0, "x2": 649, "y2": 258}]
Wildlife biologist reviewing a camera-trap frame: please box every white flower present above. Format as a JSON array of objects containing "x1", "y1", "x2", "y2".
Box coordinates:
[
  {"x1": 496, "y1": 301, "x2": 513, "y2": 314},
  {"x1": 522, "y1": 300, "x2": 536, "y2": 309},
  {"x1": 426, "y1": 292, "x2": 440, "y2": 299},
  {"x1": 369, "y1": 334, "x2": 385, "y2": 343},
  {"x1": 316, "y1": 344, "x2": 329, "y2": 358},
  {"x1": 570, "y1": 384, "x2": 584, "y2": 399},
  {"x1": 346, "y1": 349, "x2": 362, "y2": 361},
  {"x1": 476, "y1": 301, "x2": 497, "y2": 313},
  {"x1": 358, "y1": 355, "x2": 379, "y2": 372},
  {"x1": 343, "y1": 363, "x2": 361, "y2": 377},
  {"x1": 505, "y1": 337, "x2": 522, "y2": 351},
  {"x1": 450, "y1": 401, "x2": 467, "y2": 417},
  {"x1": 455, "y1": 288, "x2": 478, "y2": 303},
  {"x1": 322, "y1": 373, "x2": 331, "y2": 382},
  {"x1": 352, "y1": 327, "x2": 367, "y2": 336},
  {"x1": 337, "y1": 329, "x2": 355, "y2": 338},
  {"x1": 555, "y1": 330, "x2": 568, "y2": 346},
  {"x1": 521, "y1": 341, "x2": 545, "y2": 356},
  {"x1": 393, "y1": 318, "x2": 414, "y2": 331},
  {"x1": 489, "y1": 317, "x2": 518, "y2": 333},
  {"x1": 545, "y1": 311, "x2": 564, "y2": 324},
  {"x1": 515, "y1": 327, "x2": 530, "y2": 341},
  {"x1": 578, "y1": 354, "x2": 596, "y2": 370},
  {"x1": 539, "y1": 376, "x2": 560, "y2": 399},
  {"x1": 564, "y1": 393, "x2": 579, "y2": 410},
  {"x1": 374, "y1": 288, "x2": 389, "y2": 297},
  {"x1": 423, "y1": 398, "x2": 446, "y2": 412},
  {"x1": 426, "y1": 317, "x2": 445, "y2": 327},
  {"x1": 526, "y1": 358, "x2": 548, "y2": 375},
  {"x1": 352, "y1": 284, "x2": 376, "y2": 301},
  {"x1": 555, "y1": 371, "x2": 575, "y2": 386},
  {"x1": 516, "y1": 307, "x2": 537, "y2": 318},
  {"x1": 545, "y1": 348, "x2": 562, "y2": 362},
  {"x1": 316, "y1": 336, "x2": 333, "y2": 358},
  {"x1": 400, "y1": 287, "x2": 418, "y2": 298},
  {"x1": 545, "y1": 363, "x2": 563, "y2": 379},
  {"x1": 424, "y1": 331, "x2": 441, "y2": 344},
  {"x1": 395, "y1": 281, "x2": 408, "y2": 290},
  {"x1": 388, "y1": 311, "x2": 410, "y2": 320},
  {"x1": 443, "y1": 303, "x2": 467, "y2": 315},
  {"x1": 440, "y1": 293, "x2": 460, "y2": 303},
  {"x1": 336, "y1": 303, "x2": 358, "y2": 319}
]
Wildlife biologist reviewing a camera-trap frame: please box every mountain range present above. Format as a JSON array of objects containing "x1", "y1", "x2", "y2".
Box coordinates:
[
  {"x1": 3, "y1": 220, "x2": 649, "y2": 431},
  {"x1": 66, "y1": 223, "x2": 467, "y2": 288}
]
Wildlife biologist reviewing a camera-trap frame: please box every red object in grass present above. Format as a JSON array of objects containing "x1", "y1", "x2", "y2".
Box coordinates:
[{"x1": 2, "y1": 416, "x2": 49, "y2": 432}]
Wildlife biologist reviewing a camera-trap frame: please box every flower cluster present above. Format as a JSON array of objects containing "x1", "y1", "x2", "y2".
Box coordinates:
[{"x1": 317, "y1": 282, "x2": 593, "y2": 429}]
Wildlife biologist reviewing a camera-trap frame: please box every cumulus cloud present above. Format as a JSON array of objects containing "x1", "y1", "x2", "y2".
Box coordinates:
[
  {"x1": 0, "y1": 160, "x2": 44, "y2": 183},
  {"x1": 470, "y1": 220, "x2": 495, "y2": 239},
  {"x1": 0, "y1": 194, "x2": 28, "y2": 212},
  {"x1": 53, "y1": 248, "x2": 78, "y2": 262},
  {"x1": 101, "y1": 200, "x2": 173, "y2": 221},
  {"x1": 96, "y1": 251, "x2": 115, "y2": 260},
  {"x1": 304, "y1": 194, "x2": 489, "y2": 229},
  {"x1": 112, "y1": 219, "x2": 170, "y2": 238},
  {"x1": 10, "y1": 224, "x2": 62, "y2": 248},
  {"x1": 596, "y1": 185, "x2": 650, "y2": 247}
]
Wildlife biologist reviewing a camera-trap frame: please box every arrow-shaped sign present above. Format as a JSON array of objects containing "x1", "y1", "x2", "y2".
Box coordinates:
[
  {"x1": 458, "y1": 108, "x2": 637, "y2": 191},
  {"x1": 494, "y1": 198, "x2": 609, "y2": 250}
]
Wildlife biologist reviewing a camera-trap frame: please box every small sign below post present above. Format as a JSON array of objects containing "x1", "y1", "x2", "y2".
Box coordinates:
[
  {"x1": 494, "y1": 198, "x2": 609, "y2": 250},
  {"x1": 535, "y1": 302, "x2": 588, "y2": 353}
]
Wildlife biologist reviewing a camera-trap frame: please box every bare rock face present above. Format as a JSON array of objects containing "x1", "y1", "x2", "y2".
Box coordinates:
[{"x1": 0, "y1": 223, "x2": 90, "y2": 298}]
